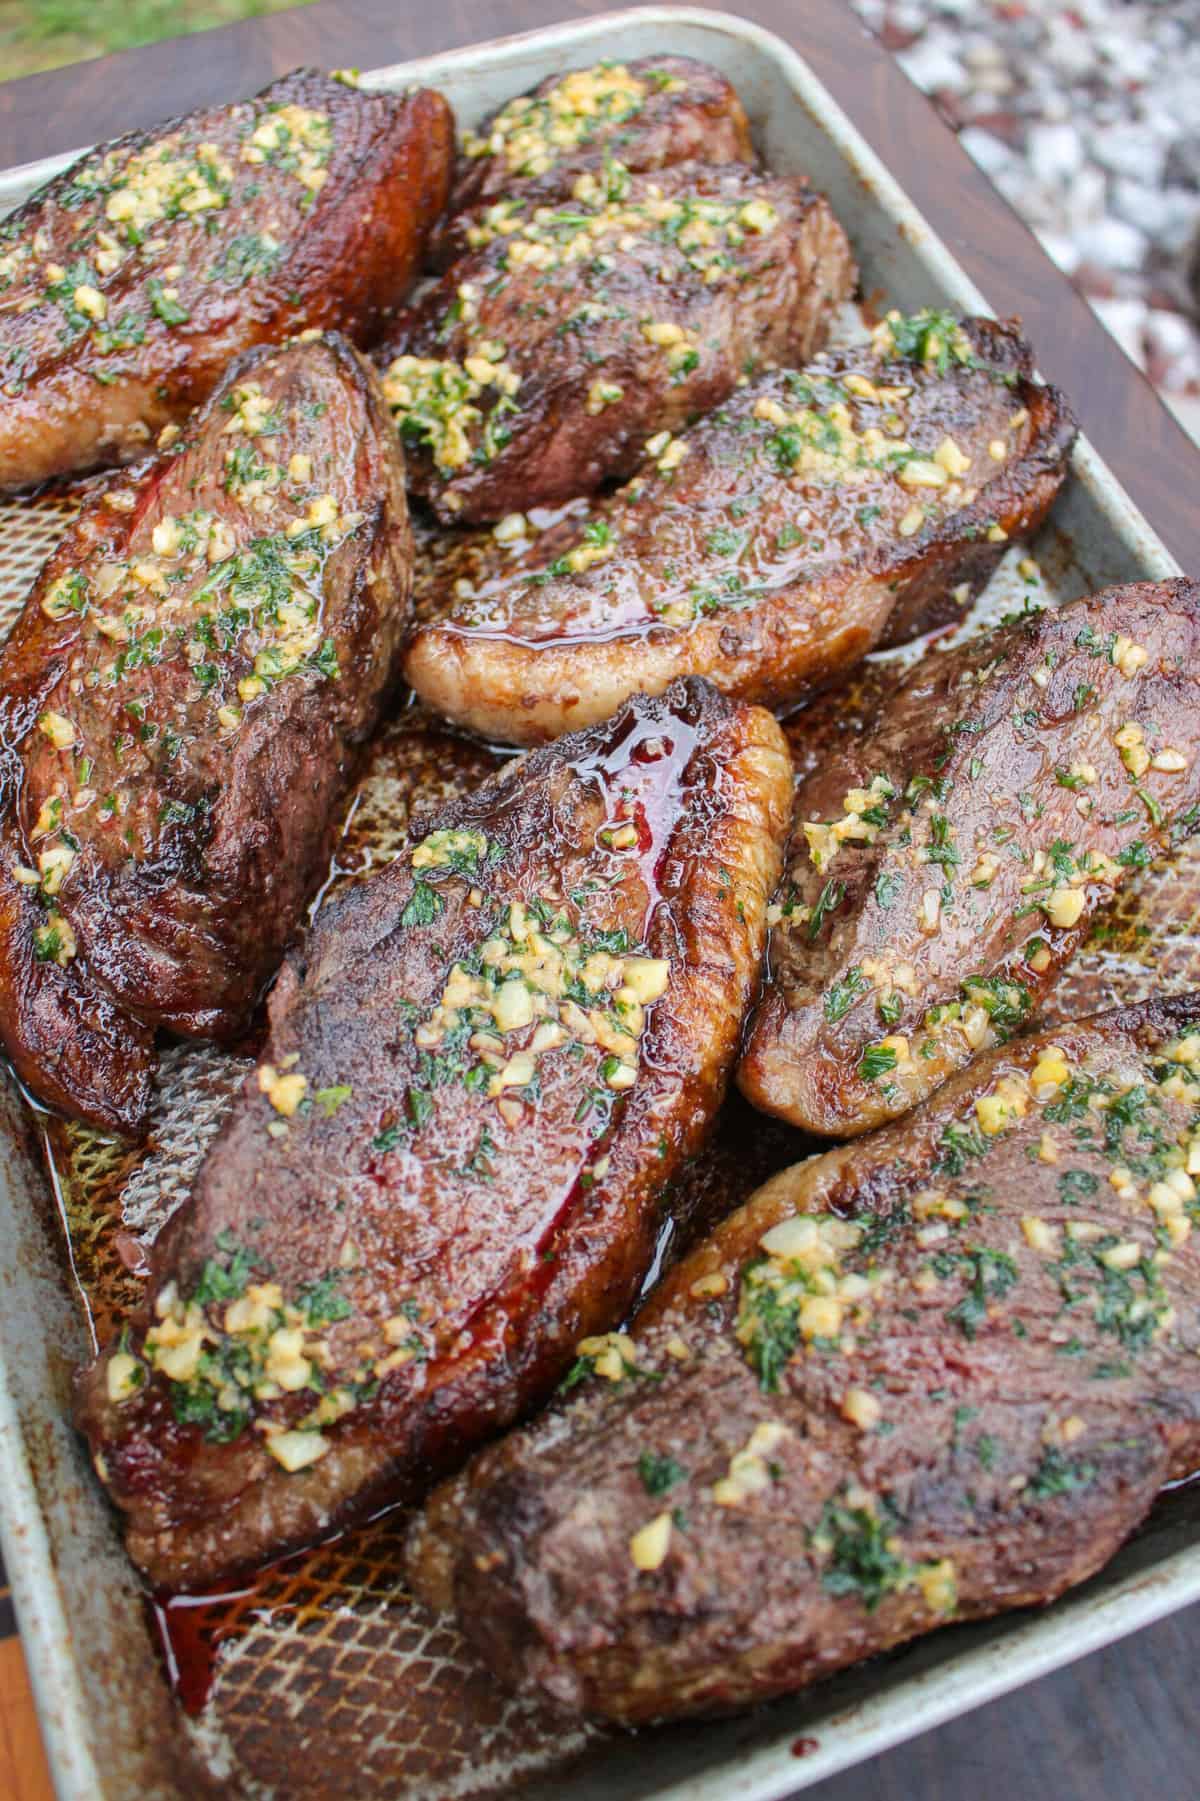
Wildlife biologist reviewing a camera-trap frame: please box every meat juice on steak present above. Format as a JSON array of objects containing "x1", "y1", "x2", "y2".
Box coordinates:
[
  {"x1": 741, "y1": 578, "x2": 1200, "y2": 1135},
  {"x1": 0, "y1": 70, "x2": 453, "y2": 489},
  {"x1": 408, "y1": 994, "x2": 1200, "y2": 1722},
  {"x1": 76, "y1": 678, "x2": 793, "y2": 1588},
  {"x1": 405, "y1": 311, "x2": 1076, "y2": 744},
  {"x1": 0, "y1": 332, "x2": 411, "y2": 1136}
]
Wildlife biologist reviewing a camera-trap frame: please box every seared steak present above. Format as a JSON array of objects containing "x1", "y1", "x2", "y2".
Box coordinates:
[
  {"x1": 380, "y1": 162, "x2": 855, "y2": 522},
  {"x1": 740, "y1": 579, "x2": 1200, "y2": 1136},
  {"x1": 76, "y1": 679, "x2": 793, "y2": 1589},
  {"x1": 435, "y1": 55, "x2": 754, "y2": 262},
  {"x1": 0, "y1": 70, "x2": 452, "y2": 491},
  {"x1": 409, "y1": 994, "x2": 1200, "y2": 1723},
  {"x1": 0, "y1": 333, "x2": 411, "y2": 1137},
  {"x1": 406, "y1": 312, "x2": 1076, "y2": 744}
]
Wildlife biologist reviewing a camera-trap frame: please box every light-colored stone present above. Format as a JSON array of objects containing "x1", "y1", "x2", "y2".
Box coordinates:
[{"x1": 848, "y1": 0, "x2": 1200, "y2": 412}]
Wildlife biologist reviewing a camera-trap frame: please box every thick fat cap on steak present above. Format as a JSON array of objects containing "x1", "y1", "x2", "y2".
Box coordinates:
[
  {"x1": 0, "y1": 70, "x2": 453, "y2": 490},
  {"x1": 405, "y1": 310, "x2": 1076, "y2": 744},
  {"x1": 75, "y1": 677, "x2": 793, "y2": 1589},
  {"x1": 0, "y1": 331, "x2": 412, "y2": 1136},
  {"x1": 740, "y1": 577, "x2": 1200, "y2": 1136},
  {"x1": 407, "y1": 994, "x2": 1200, "y2": 1723}
]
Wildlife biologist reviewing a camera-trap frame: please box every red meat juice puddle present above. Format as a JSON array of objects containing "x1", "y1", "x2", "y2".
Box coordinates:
[
  {"x1": 148, "y1": 1579, "x2": 264, "y2": 1716},
  {"x1": 146, "y1": 1501, "x2": 406, "y2": 1715}
]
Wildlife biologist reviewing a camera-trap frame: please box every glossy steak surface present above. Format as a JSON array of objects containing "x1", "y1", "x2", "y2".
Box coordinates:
[
  {"x1": 76, "y1": 678, "x2": 793, "y2": 1588},
  {"x1": 410, "y1": 995, "x2": 1200, "y2": 1723},
  {"x1": 0, "y1": 70, "x2": 452, "y2": 488},
  {"x1": 741, "y1": 578, "x2": 1200, "y2": 1135},
  {"x1": 406, "y1": 312, "x2": 1076, "y2": 743},
  {"x1": 381, "y1": 161, "x2": 854, "y2": 521},
  {"x1": 0, "y1": 333, "x2": 412, "y2": 1135}
]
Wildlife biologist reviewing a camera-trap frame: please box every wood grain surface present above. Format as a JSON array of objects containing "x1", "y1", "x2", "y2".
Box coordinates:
[{"x1": 0, "y1": 4, "x2": 1199, "y2": 1799}]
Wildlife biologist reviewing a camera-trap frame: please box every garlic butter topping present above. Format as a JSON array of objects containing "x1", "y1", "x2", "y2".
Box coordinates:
[
  {"x1": 101, "y1": 809, "x2": 675, "y2": 1469},
  {"x1": 10, "y1": 373, "x2": 365, "y2": 934},
  {"x1": 383, "y1": 348, "x2": 521, "y2": 472},
  {"x1": 382, "y1": 166, "x2": 784, "y2": 475},
  {"x1": 0, "y1": 88, "x2": 339, "y2": 399},
  {"x1": 461, "y1": 62, "x2": 681, "y2": 174},
  {"x1": 733, "y1": 1031, "x2": 1200, "y2": 1409},
  {"x1": 404, "y1": 829, "x2": 670, "y2": 1099},
  {"x1": 764, "y1": 590, "x2": 1200, "y2": 1129}
]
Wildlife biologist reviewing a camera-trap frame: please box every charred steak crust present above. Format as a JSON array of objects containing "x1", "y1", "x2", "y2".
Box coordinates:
[
  {"x1": 407, "y1": 994, "x2": 1200, "y2": 1723},
  {"x1": 76, "y1": 678, "x2": 793, "y2": 1589},
  {"x1": 405, "y1": 312, "x2": 1077, "y2": 745},
  {"x1": 434, "y1": 55, "x2": 755, "y2": 263},
  {"x1": 0, "y1": 70, "x2": 453, "y2": 491},
  {"x1": 0, "y1": 333, "x2": 412, "y2": 1137},
  {"x1": 379, "y1": 162, "x2": 855, "y2": 522},
  {"x1": 740, "y1": 578, "x2": 1200, "y2": 1137}
]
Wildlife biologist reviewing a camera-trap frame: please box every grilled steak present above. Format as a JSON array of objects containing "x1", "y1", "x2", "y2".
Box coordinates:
[
  {"x1": 409, "y1": 994, "x2": 1200, "y2": 1724},
  {"x1": 435, "y1": 55, "x2": 754, "y2": 263},
  {"x1": 380, "y1": 162, "x2": 855, "y2": 522},
  {"x1": 740, "y1": 579, "x2": 1200, "y2": 1137},
  {"x1": 0, "y1": 70, "x2": 452, "y2": 491},
  {"x1": 406, "y1": 311, "x2": 1076, "y2": 744},
  {"x1": 0, "y1": 333, "x2": 411, "y2": 1137},
  {"x1": 76, "y1": 678, "x2": 793, "y2": 1589}
]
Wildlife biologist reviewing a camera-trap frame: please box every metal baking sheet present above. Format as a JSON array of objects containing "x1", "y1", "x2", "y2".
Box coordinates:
[{"x1": 0, "y1": 8, "x2": 1193, "y2": 1798}]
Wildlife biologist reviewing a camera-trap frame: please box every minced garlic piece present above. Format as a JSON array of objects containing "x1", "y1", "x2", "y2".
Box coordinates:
[
  {"x1": 934, "y1": 435, "x2": 971, "y2": 477},
  {"x1": 712, "y1": 1419, "x2": 791, "y2": 1506},
  {"x1": 73, "y1": 283, "x2": 106, "y2": 321},
  {"x1": 265, "y1": 1429, "x2": 330, "y2": 1472},
  {"x1": 577, "y1": 1331, "x2": 638, "y2": 1382},
  {"x1": 841, "y1": 1386, "x2": 882, "y2": 1430},
  {"x1": 1021, "y1": 1215, "x2": 1058, "y2": 1254},
  {"x1": 975, "y1": 1073, "x2": 1029, "y2": 1135},
  {"x1": 1113, "y1": 721, "x2": 1149, "y2": 777},
  {"x1": 37, "y1": 844, "x2": 75, "y2": 896},
  {"x1": 629, "y1": 1510, "x2": 673, "y2": 1572},
  {"x1": 802, "y1": 774, "x2": 894, "y2": 875},
  {"x1": 1030, "y1": 1047, "x2": 1070, "y2": 1093},
  {"x1": 412, "y1": 827, "x2": 490, "y2": 871},
  {"x1": 106, "y1": 1350, "x2": 143, "y2": 1404},
  {"x1": 898, "y1": 458, "x2": 947, "y2": 490},
  {"x1": 916, "y1": 1559, "x2": 957, "y2": 1614},
  {"x1": 37, "y1": 711, "x2": 75, "y2": 750},
  {"x1": 33, "y1": 911, "x2": 77, "y2": 966},
  {"x1": 1111, "y1": 635, "x2": 1148, "y2": 677},
  {"x1": 586, "y1": 378, "x2": 623, "y2": 414},
  {"x1": 1045, "y1": 887, "x2": 1085, "y2": 929},
  {"x1": 257, "y1": 1063, "x2": 308, "y2": 1116}
]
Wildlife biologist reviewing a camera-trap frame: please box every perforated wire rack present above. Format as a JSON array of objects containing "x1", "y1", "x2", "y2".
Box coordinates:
[{"x1": 6, "y1": 472, "x2": 1200, "y2": 1795}]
